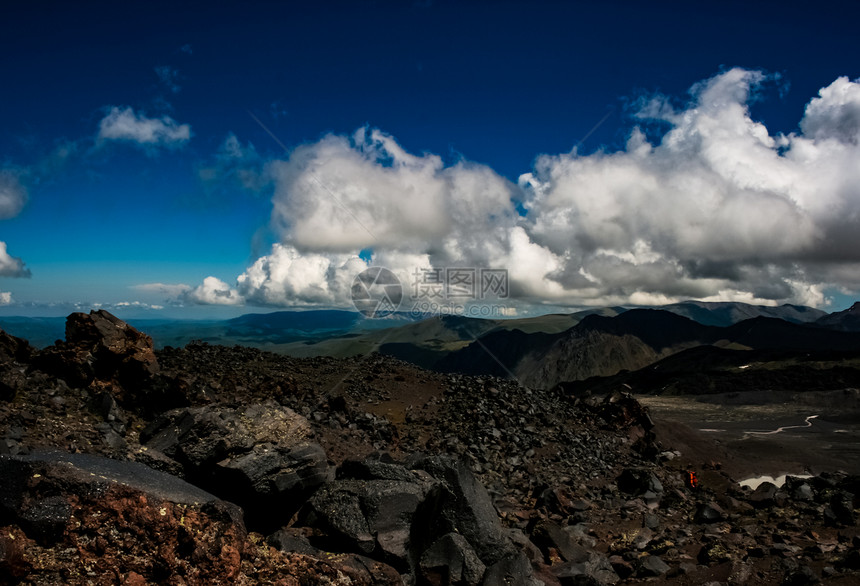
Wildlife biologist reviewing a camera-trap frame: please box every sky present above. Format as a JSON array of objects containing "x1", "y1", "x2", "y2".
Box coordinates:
[{"x1": 1, "y1": 0, "x2": 860, "y2": 319}]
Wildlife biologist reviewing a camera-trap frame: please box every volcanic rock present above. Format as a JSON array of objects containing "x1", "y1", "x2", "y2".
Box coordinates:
[
  {"x1": 0, "y1": 329, "x2": 32, "y2": 401},
  {"x1": 140, "y1": 402, "x2": 330, "y2": 531},
  {"x1": 0, "y1": 451, "x2": 246, "y2": 583},
  {"x1": 411, "y1": 454, "x2": 518, "y2": 566},
  {"x1": 616, "y1": 468, "x2": 663, "y2": 497},
  {"x1": 419, "y1": 532, "x2": 486, "y2": 586},
  {"x1": 748, "y1": 481, "x2": 779, "y2": 508},
  {"x1": 301, "y1": 458, "x2": 438, "y2": 570}
]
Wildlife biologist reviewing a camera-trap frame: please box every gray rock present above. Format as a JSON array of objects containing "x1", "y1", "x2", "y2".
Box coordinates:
[
  {"x1": 140, "y1": 402, "x2": 329, "y2": 532},
  {"x1": 748, "y1": 481, "x2": 778, "y2": 508},
  {"x1": 267, "y1": 528, "x2": 321, "y2": 556},
  {"x1": 412, "y1": 455, "x2": 517, "y2": 566},
  {"x1": 694, "y1": 502, "x2": 726, "y2": 524},
  {"x1": 616, "y1": 468, "x2": 663, "y2": 497},
  {"x1": 636, "y1": 555, "x2": 669, "y2": 577},
  {"x1": 553, "y1": 549, "x2": 619, "y2": 585},
  {"x1": 482, "y1": 551, "x2": 543, "y2": 586},
  {"x1": 303, "y1": 469, "x2": 437, "y2": 570},
  {"x1": 420, "y1": 532, "x2": 486, "y2": 586}
]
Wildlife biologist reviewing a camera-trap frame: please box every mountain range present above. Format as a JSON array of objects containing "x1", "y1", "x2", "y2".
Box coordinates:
[{"x1": 3, "y1": 300, "x2": 860, "y2": 391}]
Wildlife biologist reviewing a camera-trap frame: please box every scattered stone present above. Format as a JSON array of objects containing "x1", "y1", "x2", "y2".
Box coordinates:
[
  {"x1": 636, "y1": 555, "x2": 669, "y2": 577},
  {"x1": 748, "y1": 481, "x2": 779, "y2": 508},
  {"x1": 694, "y1": 502, "x2": 726, "y2": 524}
]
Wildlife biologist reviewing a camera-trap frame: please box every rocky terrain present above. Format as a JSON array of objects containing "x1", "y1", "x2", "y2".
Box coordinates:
[{"x1": 3, "y1": 310, "x2": 860, "y2": 584}]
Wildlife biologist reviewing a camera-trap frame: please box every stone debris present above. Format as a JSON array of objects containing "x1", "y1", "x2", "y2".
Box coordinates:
[{"x1": 0, "y1": 312, "x2": 859, "y2": 584}]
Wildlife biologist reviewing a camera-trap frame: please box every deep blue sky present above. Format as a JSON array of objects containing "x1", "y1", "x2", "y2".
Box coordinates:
[{"x1": 1, "y1": 0, "x2": 859, "y2": 318}]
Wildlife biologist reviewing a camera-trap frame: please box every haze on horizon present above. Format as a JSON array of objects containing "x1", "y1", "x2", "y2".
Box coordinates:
[{"x1": 1, "y1": 1, "x2": 859, "y2": 320}]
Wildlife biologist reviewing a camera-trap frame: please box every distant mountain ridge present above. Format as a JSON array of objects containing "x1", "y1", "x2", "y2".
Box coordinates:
[
  {"x1": 436, "y1": 308, "x2": 860, "y2": 389},
  {"x1": 1, "y1": 301, "x2": 856, "y2": 386},
  {"x1": 815, "y1": 301, "x2": 860, "y2": 331},
  {"x1": 657, "y1": 300, "x2": 827, "y2": 327}
]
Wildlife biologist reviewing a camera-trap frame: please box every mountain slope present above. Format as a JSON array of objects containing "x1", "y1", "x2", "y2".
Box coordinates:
[
  {"x1": 659, "y1": 301, "x2": 827, "y2": 327},
  {"x1": 439, "y1": 309, "x2": 860, "y2": 389},
  {"x1": 816, "y1": 301, "x2": 860, "y2": 331}
]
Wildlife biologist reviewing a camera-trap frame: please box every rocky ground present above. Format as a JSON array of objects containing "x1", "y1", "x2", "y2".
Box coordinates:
[{"x1": 2, "y1": 310, "x2": 860, "y2": 585}]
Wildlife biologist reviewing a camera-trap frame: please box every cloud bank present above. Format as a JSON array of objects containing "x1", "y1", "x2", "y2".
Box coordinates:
[
  {"x1": 97, "y1": 107, "x2": 191, "y2": 148},
  {"x1": 191, "y1": 69, "x2": 860, "y2": 311}
]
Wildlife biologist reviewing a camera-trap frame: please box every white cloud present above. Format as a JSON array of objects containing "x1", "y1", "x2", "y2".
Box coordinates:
[
  {"x1": 113, "y1": 301, "x2": 165, "y2": 310},
  {"x1": 267, "y1": 127, "x2": 517, "y2": 254},
  {"x1": 0, "y1": 241, "x2": 30, "y2": 278},
  {"x1": 0, "y1": 170, "x2": 27, "y2": 219},
  {"x1": 183, "y1": 276, "x2": 243, "y2": 305},
  {"x1": 0, "y1": 292, "x2": 12, "y2": 305},
  {"x1": 131, "y1": 283, "x2": 193, "y2": 298},
  {"x1": 97, "y1": 106, "x2": 191, "y2": 148},
  {"x1": 800, "y1": 76, "x2": 860, "y2": 144},
  {"x1": 189, "y1": 70, "x2": 860, "y2": 310}
]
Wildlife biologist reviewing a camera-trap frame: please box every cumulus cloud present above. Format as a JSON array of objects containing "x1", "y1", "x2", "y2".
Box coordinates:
[
  {"x1": 0, "y1": 292, "x2": 12, "y2": 305},
  {"x1": 97, "y1": 106, "x2": 191, "y2": 148},
  {"x1": 183, "y1": 276, "x2": 243, "y2": 305},
  {"x1": 0, "y1": 242, "x2": 30, "y2": 278},
  {"x1": 188, "y1": 69, "x2": 860, "y2": 310}
]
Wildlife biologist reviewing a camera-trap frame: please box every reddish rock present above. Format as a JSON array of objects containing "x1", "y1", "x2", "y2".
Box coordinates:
[{"x1": 33, "y1": 310, "x2": 158, "y2": 396}]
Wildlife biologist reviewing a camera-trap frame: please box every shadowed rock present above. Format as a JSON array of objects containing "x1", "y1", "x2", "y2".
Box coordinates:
[{"x1": 140, "y1": 402, "x2": 330, "y2": 532}]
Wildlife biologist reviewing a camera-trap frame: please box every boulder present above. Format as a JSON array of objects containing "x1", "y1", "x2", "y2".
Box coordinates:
[
  {"x1": 301, "y1": 459, "x2": 439, "y2": 571},
  {"x1": 140, "y1": 402, "x2": 330, "y2": 532},
  {"x1": 0, "y1": 329, "x2": 33, "y2": 401},
  {"x1": 31, "y1": 311, "x2": 164, "y2": 410},
  {"x1": 0, "y1": 328, "x2": 33, "y2": 364},
  {"x1": 0, "y1": 451, "x2": 246, "y2": 583},
  {"x1": 616, "y1": 468, "x2": 663, "y2": 497},
  {"x1": 412, "y1": 455, "x2": 518, "y2": 566},
  {"x1": 636, "y1": 555, "x2": 670, "y2": 578},
  {"x1": 419, "y1": 532, "x2": 486, "y2": 586},
  {"x1": 748, "y1": 481, "x2": 779, "y2": 508},
  {"x1": 531, "y1": 519, "x2": 592, "y2": 564},
  {"x1": 552, "y1": 549, "x2": 619, "y2": 585},
  {"x1": 482, "y1": 551, "x2": 544, "y2": 586},
  {"x1": 694, "y1": 502, "x2": 726, "y2": 524}
]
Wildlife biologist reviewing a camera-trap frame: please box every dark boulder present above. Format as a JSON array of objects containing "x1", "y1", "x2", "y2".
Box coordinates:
[
  {"x1": 694, "y1": 502, "x2": 726, "y2": 524},
  {"x1": 636, "y1": 555, "x2": 669, "y2": 578},
  {"x1": 482, "y1": 551, "x2": 544, "y2": 586},
  {"x1": 419, "y1": 532, "x2": 486, "y2": 586},
  {"x1": 531, "y1": 519, "x2": 592, "y2": 564},
  {"x1": 0, "y1": 451, "x2": 247, "y2": 583},
  {"x1": 0, "y1": 329, "x2": 32, "y2": 401},
  {"x1": 748, "y1": 481, "x2": 779, "y2": 508},
  {"x1": 412, "y1": 455, "x2": 518, "y2": 566},
  {"x1": 552, "y1": 550, "x2": 619, "y2": 585},
  {"x1": 825, "y1": 490, "x2": 856, "y2": 526},
  {"x1": 0, "y1": 328, "x2": 33, "y2": 364},
  {"x1": 301, "y1": 460, "x2": 438, "y2": 571},
  {"x1": 141, "y1": 402, "x2": 330, "y2": 532},
  {"x1": 31, "y1": 311, "x2": 166, "y2": 411},
  {"x1": 595, "y1": 391, "x2": 654, "y2": 431},
  {"x1": 267, "y1": 527, "x2": 321, "y2": 556},
  {"x1": 616, "y1": 468, "x2": 663, "y2": 497}
]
